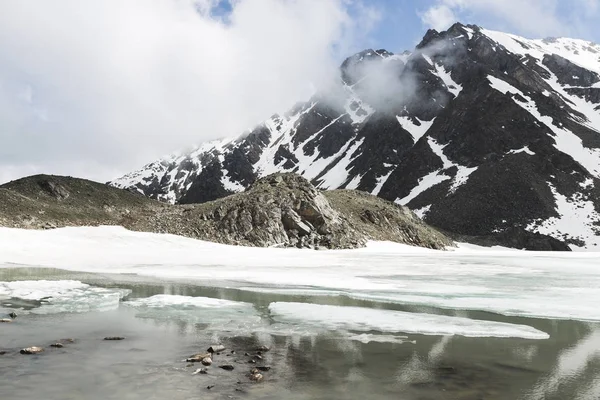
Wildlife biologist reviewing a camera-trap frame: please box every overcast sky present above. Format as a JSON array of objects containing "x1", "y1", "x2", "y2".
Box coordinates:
[{"x1": 1, "y1": 0, "x2": 599, "y2": 184}]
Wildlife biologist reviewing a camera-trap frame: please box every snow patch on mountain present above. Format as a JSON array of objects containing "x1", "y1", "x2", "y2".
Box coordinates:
[
  {"x1": 508, "y1": 146, "x2": 536, "y2": 156},
  {"x1": 433, "y1": 63, "x2": 462, "y2": 97},
  {"x1": 372, "y1": 168, "x2": 396, "y2": 196},
  {"x1": 397, "y1": 171, "x2": 450, "y2": 206},
  {"x1": 482, "y1": 29, "x2": 600, "y2": 74},
  {"x1": 488, "y1": 75, "x2": 600, "y2": 178},
  {"x1": 428, "y1": 138, "x2": 478, "y2": 193},
  {"x1": 527, "y1": 183, "x2": 600, "y2": 250},
  {"x1": 315, "y1": 137, "x2": 364, "y2": 189},
  {"x1": 396, "y1": 116, "x2": 435, "y2": 143}
]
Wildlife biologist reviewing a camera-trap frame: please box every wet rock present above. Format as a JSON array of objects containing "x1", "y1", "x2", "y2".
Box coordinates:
[
  {"x1": 256, "y1": 345, "x2": 270, "y2": 352},
  {"x1": 254, "y1": 354, "x2": 263, "y2": 361},
  {"x1": 0, "y1": 318, "x2": 12, "y2": 323},
  {"x1": 192, "y1": 368, "x2": 208, "y2": 375},
  {"x1": 249, "y1": 372, "x2": 264, "y2": 382},
  {"x1": 206, "y1": 385, "x2": 215, "y2": 390},
  {"x1": 244, "y1": 352, "x2": 250, "y2": 356},
  {"x1": 0, "y1": 351, "x2": 7, "y2": 355},
  {"x1": 186, "y1": 353, "x2": 211, "y2": 363},
  {"x1": 230, "y1": 350, "x2": 236, "y2": 355},
  {"x1": 8, "y1": 312, "x2": 17, "y2": 319},
  {"x1": 256, "y1": 366, "x2": 271, "y2": 372},
  {"x1": 20, "y1": 346, "x2": 44, "y2": 355},
  {"x1": 50, "y1": 343, "x2": 64, "y2": 348},
  {"x1": 104, "y1": 336, "x2": 125, "y2": 341},
  {"x1": 248, "y1": 359, "x2": 256, "y2": 364},
  {"x1": 201, "y1": 357, "x2": 213, "y2": 366},
  {"x1": 207, "y1": 344, "x2": 225, "y2": 353},
  {"x1": 219, "y1": 365, "x2": 235, "y2": 371}
]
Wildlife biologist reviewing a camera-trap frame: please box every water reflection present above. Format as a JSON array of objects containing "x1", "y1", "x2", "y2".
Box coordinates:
[
  {"x1": 527, "y1": 327, "x2": 600, "y2": 400},
  {"x1": 1, "y1": 269, "x2": 600, "y2": 399}
]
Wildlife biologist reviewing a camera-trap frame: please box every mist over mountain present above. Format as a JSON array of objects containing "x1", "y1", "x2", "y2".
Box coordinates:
[{"x1": 111, "y1": 23, "x2": 600, "y2": 250}]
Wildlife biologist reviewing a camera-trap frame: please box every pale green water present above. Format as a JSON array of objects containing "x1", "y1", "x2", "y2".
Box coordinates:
[{"x1": 1, "y1": 268, "x2": 599, "y2": 400}]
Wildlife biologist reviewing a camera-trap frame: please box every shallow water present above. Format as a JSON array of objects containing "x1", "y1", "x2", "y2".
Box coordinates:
[{"x1": 1, "y1": 268, "x2": 600, "y2": 400}]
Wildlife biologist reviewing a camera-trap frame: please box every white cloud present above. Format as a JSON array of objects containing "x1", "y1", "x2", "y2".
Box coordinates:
[
  {"x1": 420, "y1": 4, "x2": 457, "y2": 32},
  {"x1": 420, "y1": 0, "x2": 599, "y2": 39},
  {"x1": 0, "y1": 0, "x2": 379, "y2": 184}
]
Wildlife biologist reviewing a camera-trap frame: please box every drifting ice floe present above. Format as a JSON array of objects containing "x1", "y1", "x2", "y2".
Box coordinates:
[
  {"x1": 123, "y1": 294, "x2": 262, "y2": 333},
  {"x1": 0, "y1": 280, "x2": 130, "y2": 314},
  {"x1": 125, "y1": 294, "x2": 247, "y2": 309},
  {"x1": 268, "y1": 302, "x2": 549, "y2": 340}
]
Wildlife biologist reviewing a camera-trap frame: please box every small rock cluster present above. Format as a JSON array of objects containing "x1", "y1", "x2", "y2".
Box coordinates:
[
  {"x1": 18, "y1": 338, "x2": 75, "y2": 355},
  {"x1": 187, "y1": 343, "x2": 271, "y2": 390}
]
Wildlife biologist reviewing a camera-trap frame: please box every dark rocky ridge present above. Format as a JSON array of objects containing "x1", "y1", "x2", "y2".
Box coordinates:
[
  {"x1": 0, "y1": 174, "x2": 452, "y2": 250},
  {"x1": 111, "y1": 23, "x2": 600, "y2": 250}
]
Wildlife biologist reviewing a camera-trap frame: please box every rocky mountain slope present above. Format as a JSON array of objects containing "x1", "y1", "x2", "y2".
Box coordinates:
[
  {"x1": 0, "y1": 174, "x2": 452, "y2": 250},
  {"x1": 111, "y1": 23, "x2": 600, "y2": 250}
]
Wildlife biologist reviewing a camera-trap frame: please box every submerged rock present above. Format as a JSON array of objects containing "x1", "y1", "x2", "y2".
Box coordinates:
[
  {"x1": 192, "y1": 368, "x2": 208, "y2": 375},
  {"x1": 207, "y1": 344, "x2": 225, "y2": 353},
  {"x1": 104, "y1": 336, "x2": 125, "y2": 341},
  {"x1": 20, "y1": 346, "x2": 44, "y2": 355},
  {"x1": 219, "y1": 365, "x2": 235, "y2": 371},
  {"x1": 50, "y1": 343, "x2": 64, "y2": 348}
]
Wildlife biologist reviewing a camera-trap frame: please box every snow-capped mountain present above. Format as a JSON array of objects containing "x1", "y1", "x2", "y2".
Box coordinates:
[{"x1": 111, "y1": 23, "x2": 600, "y2": 250}]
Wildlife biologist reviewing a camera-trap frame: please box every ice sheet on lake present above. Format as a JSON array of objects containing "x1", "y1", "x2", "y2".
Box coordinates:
[
  {"x1": 122, "y1": 294, "x2": 412, "y2": 343},
  {"x1": 125, "y1": 294, "x2": 247, "y2": 309},
  {"x1": 123, "y1": 294, "x2": 263, "y2": 333},
  {"x1": 1, "y1": 227, "x2": 600, "y2": 323},
  {"x1": 269, "y1": 302, "x2": 549, "y2": 340},
  {"x1": 0, "y1": 280, "x2": 130, "y2": 314}
]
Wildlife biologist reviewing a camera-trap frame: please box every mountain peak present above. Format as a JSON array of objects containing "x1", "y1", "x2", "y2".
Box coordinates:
[
  {"x1": 340, "y1": 48, "x2": 395, "y2": 85},
  {"x1": 417, "y1": 22, "x2": 481, "y2": 49},
  {"x1": 111, "y1": 23, "x2": 600, "y2": 250}
]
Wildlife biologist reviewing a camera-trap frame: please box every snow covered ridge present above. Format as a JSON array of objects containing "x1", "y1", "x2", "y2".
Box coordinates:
[{"x1": 111, "y1": 22, "x2": 600, "y2": 250}]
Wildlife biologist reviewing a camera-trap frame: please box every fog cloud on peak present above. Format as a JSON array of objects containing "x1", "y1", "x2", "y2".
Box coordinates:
[{"x1": 0, "y1": 0, "x2": 380, "y2": 183}]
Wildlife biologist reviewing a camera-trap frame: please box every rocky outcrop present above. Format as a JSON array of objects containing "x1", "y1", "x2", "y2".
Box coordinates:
[
  {"x1": 0, "y1": 173, "x2": 453, "y2": 250},
  {"x1": 191, "y1": 174, "x2": 366, "y2": 249}
]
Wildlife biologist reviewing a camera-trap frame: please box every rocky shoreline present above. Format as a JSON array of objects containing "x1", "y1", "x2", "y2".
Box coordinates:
[{"x1": 0, "y1": 173, "x2": 453, "y2": 250}]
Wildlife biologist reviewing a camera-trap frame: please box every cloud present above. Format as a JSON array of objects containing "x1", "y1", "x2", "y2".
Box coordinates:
[
  {"x1": 420, "y1": 4, "x2": 457, "y2": 32},
  {"x1": 420, "y1": 0, "x2": 600, "y2": 39},
  {"x1": 0, "y1": 0, "x2": 380, "y2": 184}
]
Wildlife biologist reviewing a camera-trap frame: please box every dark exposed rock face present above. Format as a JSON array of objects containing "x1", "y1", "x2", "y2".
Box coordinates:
[
  {"x1": 0, "y1": 174, "x2": 452, "y2": 250},
  {"x1": 111, "y1": 23, "x2": 600, "y2": 250},
  {"x1": 39, "y1": 179, "x2": 70, "y2": 200}
]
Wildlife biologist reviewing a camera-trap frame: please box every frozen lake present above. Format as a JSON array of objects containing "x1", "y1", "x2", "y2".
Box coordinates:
[{"x1": 1, "y1": 227, "x2": 600, "y2": 399}]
